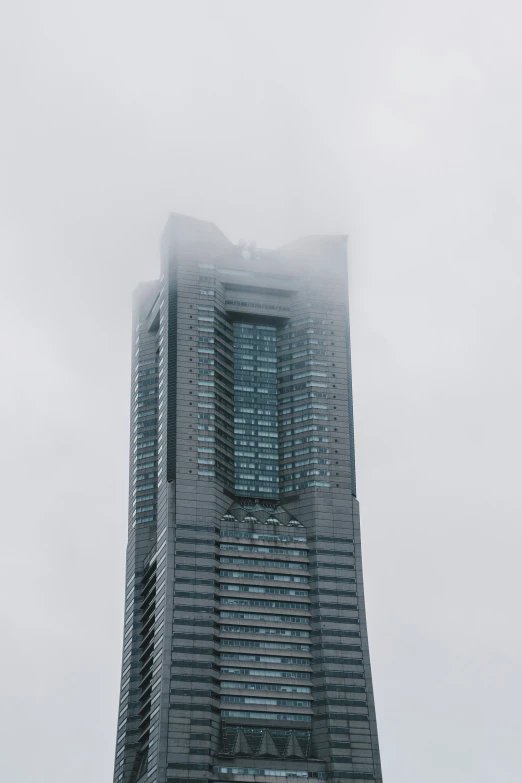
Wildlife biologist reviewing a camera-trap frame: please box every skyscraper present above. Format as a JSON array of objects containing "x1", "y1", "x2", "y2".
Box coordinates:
[{"x1": 114, "y1": 214, "x2": 382, "y2": 783}]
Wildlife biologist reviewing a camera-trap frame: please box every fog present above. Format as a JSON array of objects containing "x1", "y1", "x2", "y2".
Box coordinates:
[{"x1": 1, "y1": 1, "x2": 521, "y2": 781}]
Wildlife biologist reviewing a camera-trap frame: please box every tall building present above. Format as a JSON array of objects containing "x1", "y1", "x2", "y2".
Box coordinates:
[{"x1": 114, "y1": 214, "x2": 382, "y2": 783}]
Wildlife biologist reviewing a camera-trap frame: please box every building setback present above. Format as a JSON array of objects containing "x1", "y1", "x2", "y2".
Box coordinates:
[{"x1": 114, "y1": 214, "x2": 383, "y2": 783}]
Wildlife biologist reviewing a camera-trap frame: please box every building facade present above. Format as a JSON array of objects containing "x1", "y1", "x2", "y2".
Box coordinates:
[{"x1": 114, "y1": 214, "x2": 382, "y2": 783}]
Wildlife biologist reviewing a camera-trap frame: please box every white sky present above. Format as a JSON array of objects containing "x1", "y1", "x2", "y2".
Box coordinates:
[{"x1": 1, "y1": 2, "x2": 521, "y2": 781}]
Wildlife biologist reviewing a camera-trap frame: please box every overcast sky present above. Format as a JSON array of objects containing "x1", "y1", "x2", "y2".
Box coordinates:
[{"x1": 1, "y1": 1, "x2": 521, "y2": 781}]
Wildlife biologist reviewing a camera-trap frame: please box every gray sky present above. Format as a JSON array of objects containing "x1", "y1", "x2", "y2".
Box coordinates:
[{"x1": 1, "y1": 1, "x2": 521, "y2": 781}]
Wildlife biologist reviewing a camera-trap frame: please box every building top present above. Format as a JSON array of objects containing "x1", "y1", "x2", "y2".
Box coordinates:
[{"x1": 161, "y1": 212, "x2": 348, "y2": 277}]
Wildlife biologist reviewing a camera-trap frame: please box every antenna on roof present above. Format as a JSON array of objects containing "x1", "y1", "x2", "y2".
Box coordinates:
[{"x1": 240, "y1": 240, "x2": 258, "y2": 261}]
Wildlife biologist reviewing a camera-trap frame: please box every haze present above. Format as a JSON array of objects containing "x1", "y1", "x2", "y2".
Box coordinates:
[{"x1": 1, "y1": 1, "x2": 521, "y2": 781}]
